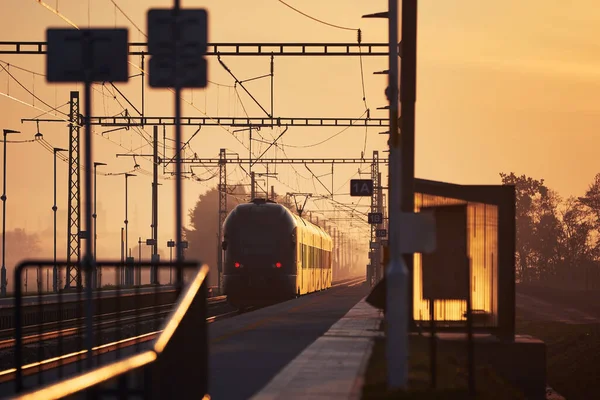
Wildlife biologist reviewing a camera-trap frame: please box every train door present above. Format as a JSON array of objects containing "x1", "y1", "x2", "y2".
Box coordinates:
[
  {"x1": 300, "y1": 238, "x2": 305, "y2": 295},
  {"x1": 296, "y1": 231, "x2": 301, "y2": 295},
  {"x1": 319, "y1": 240, "x2": 324, "y2": 290}
]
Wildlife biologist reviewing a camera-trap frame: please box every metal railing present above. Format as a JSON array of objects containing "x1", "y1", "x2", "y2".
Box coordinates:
[{"x1": 6, "y1": 260, "x2": 209, "y2": 399}]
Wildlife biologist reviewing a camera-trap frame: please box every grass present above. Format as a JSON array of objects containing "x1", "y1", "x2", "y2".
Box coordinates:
[
  {"x1": 517, "y1": 283, "x2": 600, "y2": 316},
  {"x1": 361, "y1": 322, "x2": 526, "y2": 400},
  {"x1": 516, "y1": 310, "x2": 600, "y2": 400}
]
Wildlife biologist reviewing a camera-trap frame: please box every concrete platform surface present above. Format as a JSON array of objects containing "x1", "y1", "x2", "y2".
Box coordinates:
[
  {"x1": 250, "y1": 298, "x2": 383, "y2": 400},
  {"x1": 208, "y1": 278, "x2": 370, "y2": 400}
]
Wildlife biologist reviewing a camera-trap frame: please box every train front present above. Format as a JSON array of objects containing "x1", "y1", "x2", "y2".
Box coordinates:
[{"x1": 221, "y1": 200, "x2": 297, "y2": 308}]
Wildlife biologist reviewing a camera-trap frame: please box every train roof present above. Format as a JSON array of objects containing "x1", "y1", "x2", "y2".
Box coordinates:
[{"x1": 225, "y1": 198, "x2": 331, "y2": 240}]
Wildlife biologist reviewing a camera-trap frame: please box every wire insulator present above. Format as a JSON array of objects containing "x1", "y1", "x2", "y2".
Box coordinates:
[{"x1": 357, "y1": 29, "x2": 362, "y2": 44}]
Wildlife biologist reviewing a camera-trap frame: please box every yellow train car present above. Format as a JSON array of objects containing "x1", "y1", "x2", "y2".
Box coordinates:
[{"x1": 222, "y1": 199, "x2": 332, "y2": 308}]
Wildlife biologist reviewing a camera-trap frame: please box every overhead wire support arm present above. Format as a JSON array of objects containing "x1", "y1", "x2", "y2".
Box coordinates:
[
  {"x1": 217, "y1": 54, "x2": 271, "y2": 117},
  {"x1": 252, "y1": 126, "x2": 289, "y2": 167},
  {"x1": 108, "y1": 82, "x2": 143, "y2": 116},
  {"x1": 162, "y1": 125, "x2": 202, "y2": 168},
  {"x1": 0, "y1": 41, "x2": 390, "y2": 56},
  {"x1": 304, "y1": 163, "x2": 333, "y2": 197},
  {"x1": 87, "y1": 116, "x2": 387, "y2": 127},
  {"x1": 184, "y1": 157, "x2": 388, "y2": 165}
]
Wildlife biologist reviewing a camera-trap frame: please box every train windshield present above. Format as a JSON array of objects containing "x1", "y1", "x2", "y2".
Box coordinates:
[{"x1": 232, "y1": 206, "x2": 289, "y2": 256}]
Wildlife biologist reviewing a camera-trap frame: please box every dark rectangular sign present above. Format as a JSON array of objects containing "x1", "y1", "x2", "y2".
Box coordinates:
[
  {"x1": 368, "y1": 212, "x2": 383, "y2": 224},
  {"x1": 421, "y1": 204, "x2": 470, "y2": 301},
  {"x1": 350, "y1": 179, "x2": 373, "y2": 196},
  {"x1": 46, "y1": 29, "x2": 129, "y2": 83}
]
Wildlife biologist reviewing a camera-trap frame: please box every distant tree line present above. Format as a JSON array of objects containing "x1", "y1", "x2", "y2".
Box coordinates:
[
  {"x1": 502, "y1": 172, "x2": 600, "y2": 289},
  {"x1": 0, "y1": 229, "x2": 42, "y2": 292}
]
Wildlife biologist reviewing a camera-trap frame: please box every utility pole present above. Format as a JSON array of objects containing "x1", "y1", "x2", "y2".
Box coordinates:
[
  {"x1": 217, "y1": 148, "x2": 227, "y2": 292},
  {"x1": 124, "y1": 173, "x2": 136, "y2": 287},
  {"x1": 53, "y1": 147, "x2": 67, "y2": 293},
  {"x1": 120, "y1": 227, "x2": 124, "y2": 286},
  {"x1": 386, "y1": 0, "x2": 415, "y2": 389},
  {"x1": 370, "y1": 150, "x2": 380, "y2": 286},
  {"x1": 93, "y1": 161, "x2": 107, "y2": 289},
  {"x1": 377, "y1": 171, "x2": 383, "y2": 281},
  {"x1": 138, "y1": 236, "x2": 142, "y2": 285},
  {"x1": 151, "y1": 125, "x2": 159, "y2": 284},
  {"x1": 250, "y1": 171, "x2": 256, "y2": 199},
  {"x1": 65, "y1": 91, "x2": 81, "y2": 290}
]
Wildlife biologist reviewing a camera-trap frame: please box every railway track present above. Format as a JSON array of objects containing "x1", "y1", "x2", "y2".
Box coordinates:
[
  {"x1": 0, "y1": 296, "x2": 228, "y2": 351},
  {"x1": 0, "y1": 305, "x2": 242, "y2": 384}
]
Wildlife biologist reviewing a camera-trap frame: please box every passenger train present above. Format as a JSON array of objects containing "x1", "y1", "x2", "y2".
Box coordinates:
[{"x1": 221, "y1": 198, "x2": 333, "y2": 308}]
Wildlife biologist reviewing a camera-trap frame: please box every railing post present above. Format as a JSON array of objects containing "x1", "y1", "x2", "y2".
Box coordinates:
[{"x1": 148, "y1": 266, "x2": 208, "y2": 398}]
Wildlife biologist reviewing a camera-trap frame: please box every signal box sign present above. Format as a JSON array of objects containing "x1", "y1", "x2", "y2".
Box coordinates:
[
  {"x1": 368, "y1": 212, "x2": 383, "y2": 224},
  {"x1": 376, "y1": 229, "x2": 387, "y2": 238},
  {"x1": 350, "y1": 179, "x2": 373, "y2": 197}
]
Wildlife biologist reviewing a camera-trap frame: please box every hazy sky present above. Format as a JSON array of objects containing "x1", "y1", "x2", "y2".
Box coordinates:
[{"x1": 1, "y1": 0, "x2": 599, "y2": 261}]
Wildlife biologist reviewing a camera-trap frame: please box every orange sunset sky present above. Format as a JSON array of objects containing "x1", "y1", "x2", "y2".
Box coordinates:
[{"x1": 0, "y1": 0, "x2": 599, "y2": 263}]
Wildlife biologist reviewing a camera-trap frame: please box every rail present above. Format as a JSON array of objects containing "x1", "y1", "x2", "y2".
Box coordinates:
[{"x1": 10, "y1": 260, "x2": 210, "y2": 399}]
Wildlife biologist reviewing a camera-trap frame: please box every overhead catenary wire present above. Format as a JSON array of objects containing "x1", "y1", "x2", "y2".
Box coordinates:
[
  {"x1": 283, "y1": 110, "x2": 369, "y2": 149},
  {"x1": 25, "y1": 0, "x2": 376, "y2": 242},
  {"x1": 0, "y1": 63, "x2": 69, "y2": 117},
  {"x1": 276, "y1": 0, "x2": 358, "y2": 31}
]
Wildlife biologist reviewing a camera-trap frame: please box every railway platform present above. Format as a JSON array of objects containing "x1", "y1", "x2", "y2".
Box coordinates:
[
  {"x1": 208, "y1": 277, "x2": 371, "y2": 400},
  {"x1": 250, "y1": 297, "x2": 382, "y2": 400}
]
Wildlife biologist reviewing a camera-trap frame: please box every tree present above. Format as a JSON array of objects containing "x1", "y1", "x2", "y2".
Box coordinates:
[
  {"x1": 0, "y1": 229, "x2": 42, "y2": 292},
  {"x1": 578, "y1": 173, "x2": 600, "y2": 231},
  {"x1": 500, "y1": 172, "x2": 553, "y2": 282},
  {"x1": 185, "y1": 184, "x2": 247, "y2": 286},
  {"x1": 559, "y1": 197, "x2": 597, "y2": 271}
]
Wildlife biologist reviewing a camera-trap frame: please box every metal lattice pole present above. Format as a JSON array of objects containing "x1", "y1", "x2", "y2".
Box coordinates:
[
  {"x1": 218, "y1": 148, "x2": 227, "y2": 292},
  {"x1": 66, "y1": 91, "x2": 81, "y2": 289}
]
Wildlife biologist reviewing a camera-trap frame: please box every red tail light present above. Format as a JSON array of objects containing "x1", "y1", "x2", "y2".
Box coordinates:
[
  {"x1": 275, "y1": 262, "x2": 282, "y2": 268},
  {"x1": 234, "y1": 262, "x2": 240, "y2": 268}
]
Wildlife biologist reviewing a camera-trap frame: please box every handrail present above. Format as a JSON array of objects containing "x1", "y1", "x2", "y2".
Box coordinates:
[{"x1": 10, "y1": 263, "x2": 210, "y2": 400}]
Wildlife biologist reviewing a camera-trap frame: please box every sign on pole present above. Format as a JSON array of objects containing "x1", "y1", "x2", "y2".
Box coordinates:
[
  {"x1": 376, "y1": 229, "x2": 387, "y2": 238},
  {"x1": 350, "y1": 179, "x2": 373, "y2": 197},
  {"x1": 370, "y1": 241, "x2": 380, "y2": 250},
  {"x1": 148, "y1": 9, "x2": 208, "y2": 88},
  {"x1": 47, "y1": 29, "x2": 129, "y2": 83},
  {"x1": 368, "y1": 212, "x2": 383, "y2": 224}
]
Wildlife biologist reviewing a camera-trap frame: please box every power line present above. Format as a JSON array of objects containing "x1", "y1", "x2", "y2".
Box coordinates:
[
  {"x1": 0, "y1": 60, "x2": 45, "y2": 77},
  {"x1": 0, "y1": 63, "x2": 69, "y2": 117},
  {"x1": 276, "y1": 0, "x2": 358, "y2": 31},
  {"x1": 283, "y1": 110, "x2": 369, "y2": 149}
]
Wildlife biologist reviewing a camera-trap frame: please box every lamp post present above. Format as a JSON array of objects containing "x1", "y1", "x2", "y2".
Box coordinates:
[
  {"x1": 93, "y1": 162, "x2": 106, "y2": 289},
  {"x1": 124, "y1": 173, "x2": 136, "y2": 286},
  {"x1": 1, "y1": 129, "x2": 20, "y2": 297},
  {"x1": 53, "y1": 147, "x2": 68, "y2": 293}
]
